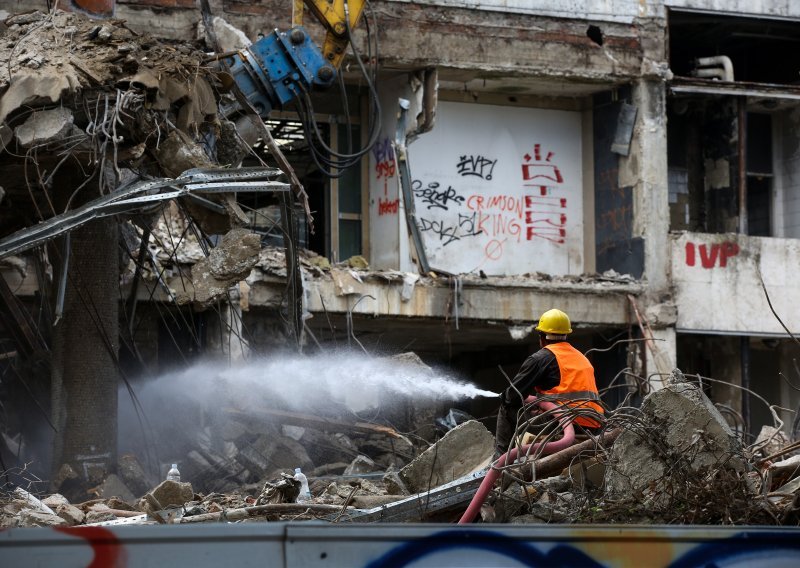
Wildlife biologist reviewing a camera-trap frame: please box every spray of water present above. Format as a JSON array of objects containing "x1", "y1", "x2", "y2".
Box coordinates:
[
  {"x1": 130, "y1": 351, "x2": 497, "y2": 414},
  {"x1": 118, "y1": 351, "x2": 498, "y2": 464}
]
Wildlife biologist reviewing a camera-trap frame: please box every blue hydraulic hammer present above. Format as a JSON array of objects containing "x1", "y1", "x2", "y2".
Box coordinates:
[{"x1": 223, "y1": 26, "x2": 336, "y2": 117}]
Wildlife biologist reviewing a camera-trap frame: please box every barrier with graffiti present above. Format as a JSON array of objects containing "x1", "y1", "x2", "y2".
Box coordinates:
[{"x1": 3, "y1": 523, "x2": 800, "y2": 567}]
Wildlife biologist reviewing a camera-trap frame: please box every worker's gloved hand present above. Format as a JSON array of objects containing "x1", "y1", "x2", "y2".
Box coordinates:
[{"x1": 500, "y1": 388, "x2": 524, "y2": 410}]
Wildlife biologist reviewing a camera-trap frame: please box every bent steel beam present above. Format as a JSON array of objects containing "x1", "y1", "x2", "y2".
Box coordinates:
[{"x1": 0, "y1": 168, "x2": 288, "y2": 259}]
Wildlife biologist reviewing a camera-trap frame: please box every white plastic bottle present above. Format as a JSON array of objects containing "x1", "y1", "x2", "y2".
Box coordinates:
[
  {"x1": 294, "y1": 468, "x2": 311, "y2": 502},
  {"x1": 167, "y1": 463, "x2": 181, "y2": 482}
]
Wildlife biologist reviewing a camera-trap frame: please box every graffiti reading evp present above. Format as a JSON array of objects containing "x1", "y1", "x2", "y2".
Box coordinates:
[{"x1": 457, "y1": 154, "x2": 497, "y2": 180}]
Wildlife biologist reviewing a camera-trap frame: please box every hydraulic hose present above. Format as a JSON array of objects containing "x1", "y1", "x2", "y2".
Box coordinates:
[{"x1": 458, "y1": 397, "x2": 575, "y2": 524}]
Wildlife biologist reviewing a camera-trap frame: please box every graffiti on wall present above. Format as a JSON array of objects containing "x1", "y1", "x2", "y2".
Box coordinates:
[
  {"x1": 457, "y1": 154, "x2": 497, "y2": 180},
  {"x1": 373, "y1": 138, "x2": 399, "y2": 216},
  {"x1": 685, "y1": 241, "x2": 740, "y2": 268},
  {"x1": 365, "y1": 528, "x2": 800, "y2": 568},
  {"x1": 403, "y1": 101, "x2": 583, "y2": 275},
  {"x1": 415, "y1": 144, "x2": 568, "y2": 264}
]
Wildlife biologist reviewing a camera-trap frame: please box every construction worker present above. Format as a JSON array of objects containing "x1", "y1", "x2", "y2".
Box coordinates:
[{"x1": 495, "y1": 308, "x2": 604, "y2": 456}]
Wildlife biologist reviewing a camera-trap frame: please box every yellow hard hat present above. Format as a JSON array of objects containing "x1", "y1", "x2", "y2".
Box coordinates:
[{"x1": 535, "y1": 309, "x2": 572, "y2": 335}]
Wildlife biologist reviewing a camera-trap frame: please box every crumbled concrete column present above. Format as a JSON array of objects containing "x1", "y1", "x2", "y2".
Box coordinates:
[
  {"x1": 399, "y1": 420, "x2": 494, "y2": 493},
  {"x1": 605, "y1": 369, "x2": 747, "y2": 499}
]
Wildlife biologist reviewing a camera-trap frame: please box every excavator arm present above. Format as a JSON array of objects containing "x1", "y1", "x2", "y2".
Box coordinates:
[{"x1": 295, "y1": 0, "x2": 368, "y2": 71}]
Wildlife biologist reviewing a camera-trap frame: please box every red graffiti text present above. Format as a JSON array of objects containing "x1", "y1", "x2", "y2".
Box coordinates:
[{"x1": 685, "y1": 241, "x2": 740, "y2": 268}]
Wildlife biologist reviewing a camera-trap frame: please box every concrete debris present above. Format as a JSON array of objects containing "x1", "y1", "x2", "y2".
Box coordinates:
[
  {"x1": 605, "y1": 369, "x2": 746, "y2": 500},
  {"x1": 14, "y1": 107, "x2": 74, "y2": 148},
  {"x1": 18, "y1": 510, "x2": 67, "y2": 527},
  {"x1": 209, "y1": 228, "x2": 262, "y2": 280},
  {"x1": 382, "y1": 468, "x2": 410, "y2": 496},
  {"x1": 344, "y1": 455, "x2": 377, "y2": 475},
  {"x1": 117, "y1": 454, "x2": 152, "y2": 498},
  {"x1": 55, "y1": 503, "x2": 85, "y2": 526},
  {"x1": 148, "y1": 480, "x2": 194, "y2": 509},
  {"x1": 190, "y1": 228, "x2": 261, "y2": 306},
  {"x1": 399, "y1": 420, "x2": 494, "y2": 494},
  {"x1": 198, "y1": 16, "x2": 252, "y2": 52},
  {"x1": 93, "y1": 474, "x2": 136, "y2": 502},
  {"x1": 754, "y1": 425, "x2": 790, "y2": 459},
  {"x1": 154, "y1": 131, "x2": 214, "y2": 179}
]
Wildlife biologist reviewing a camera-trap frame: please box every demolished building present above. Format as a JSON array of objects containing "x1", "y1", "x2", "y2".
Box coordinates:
[{"x1": 1, "y1": 0, "x2": 800, "y2": 535}]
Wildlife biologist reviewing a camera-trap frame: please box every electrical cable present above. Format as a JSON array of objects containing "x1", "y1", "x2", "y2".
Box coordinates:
[{"x1": 294, "y1": 0, "x2": 382, "y2": 177}]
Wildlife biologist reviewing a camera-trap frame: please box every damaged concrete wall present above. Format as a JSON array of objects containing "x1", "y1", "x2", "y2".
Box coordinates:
[
  {"x1": 391, "y1": 0, "x2": 658, "y2": 23},
  {"x1": 0, "y1": 1, "x2": 652, "y2": 82},
  {"x1": 671, "y1": 231, "x2": 800, "y2": 335}
]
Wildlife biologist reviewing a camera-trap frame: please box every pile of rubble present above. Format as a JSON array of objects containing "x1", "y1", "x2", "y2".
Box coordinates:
[{"x1": 4, "y1": 369, "x2": 800, "y2": 528}]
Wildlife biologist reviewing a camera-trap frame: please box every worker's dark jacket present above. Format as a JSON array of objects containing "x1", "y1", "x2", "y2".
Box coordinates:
[{"x1": 495, "y1": 341, "x2": 603, "y2": 455}]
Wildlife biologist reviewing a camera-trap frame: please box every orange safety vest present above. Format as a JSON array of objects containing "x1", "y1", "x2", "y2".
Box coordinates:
[{"x1": 537, "y1": 342, "x2": 604, "y2": 428}]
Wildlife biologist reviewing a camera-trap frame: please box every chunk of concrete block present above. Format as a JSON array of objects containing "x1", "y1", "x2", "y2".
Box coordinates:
[
  {"x1": 95, "y1": 474, "x2": 136, "y2": 502},
  {"x1": 149, "y1": 480, "x2": 194, "y2": 508},
  {"x1": 56, "y1": 503, "x2": 85, "y2": 526},
  {"x1": 117, "y1": 454, "x2": 151, "y2": 497},
  {"x1": 605, "y1": 369, "x2": 746, "y2": 498},
  {"x1": 41, "y1": 494, "x2": 70, "y2": 508},
  {"x1": 208, "y1": 228, "x2": 261, "y2": 280},
  {"x1": 19, "y1": 510, "x2": 67, "y2": 527},
  {"x1": 754, "y1": 425, "x2": 789, "y2": 459},
  {"x1": 344, "y1": 455, "x2": 376, "y2": 476},
  {"x1": 399, "y1": 420, "x2": 494, "y2": 493},
  {"x1": 382, "y1": 469, "x2": 410, "y2": 496},
  {"x1": 197, "y1": 16, "x2": 251, "y2": 52},
  {"x1": 14, "y1": 107, "x2": 74, "y2": 147}
]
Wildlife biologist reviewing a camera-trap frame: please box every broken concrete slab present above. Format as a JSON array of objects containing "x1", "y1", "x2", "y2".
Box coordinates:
[
  {"x1": 382, "y1": 469, "x2": 410, "y2": 496},
  {"x1": 117, "y1": 454, "x2": 151, "y2": 497},
  {"x1": 154, "y1": 130, "x2": 213, "y2": 178},
  {"x1": 351, "y1": 494, "x2": 405, "y2": 509},
  {"x1": 197, "y1": 16, "x2": 251, "y2": 52},
  {"x1": 14, "y1": 107, "x2": 74, "y2": 148},
  {"x1": 605, "y1": 369, "x2": 747, "y2": 499},
  {"x1": 209, "y1": 228, "x2": 262, "y2": 280},
  {"x1": 190, "y1": 228, "x2": 262, "y2": 306},
  {"x1": 84, "y1": 510, "x2": 117, "y2": 524},
  {"x1": 0, "y1": 69, "x2": 80, "y2": 124},
  {"x1": 55, "y1": 503, "x2": 85, "y2": 526},
  {"x1": 94, "y1": 474, "x2": 136, "y2": 502},
  {"x1": 18, "y1": 510, "x2": 67, "y2": 527},
  {"x1": 40, "y1": 493, "x2": 69, "y2": 509},
  {"x1": 149, "y1": 480, "x2": 194, "y2": 508},
  {"x1": 344, "y1": 455, "x2": 376, "y2": 475},
  {"x1": 399, "y1": 420, "x2": 494, "y2": 494}
]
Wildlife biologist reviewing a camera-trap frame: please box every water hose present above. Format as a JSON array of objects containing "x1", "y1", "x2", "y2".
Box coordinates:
[{"x1": 458, "y1": 397, "x2": 575, "y2": 524}]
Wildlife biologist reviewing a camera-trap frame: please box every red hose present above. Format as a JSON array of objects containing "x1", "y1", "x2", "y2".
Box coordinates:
[{"x1": 458, "y1": 397, "x2": 575, "y2": 524}]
